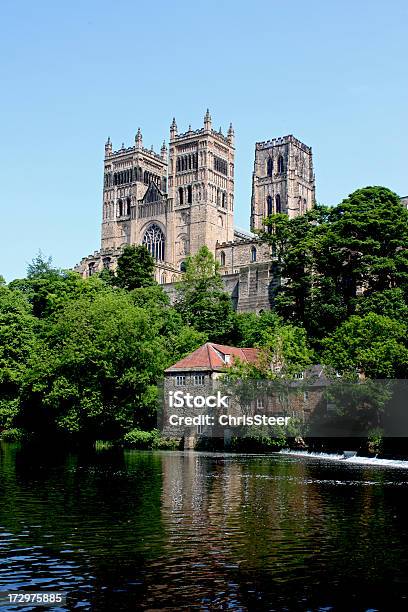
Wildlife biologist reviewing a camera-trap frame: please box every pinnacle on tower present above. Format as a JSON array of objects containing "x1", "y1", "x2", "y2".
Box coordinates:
[
  {"x1": 105, "y1": 137, "x2": 112, "y2": 155},
  {"x1": 161, "y1": 140, "x2": 168, "y2": 160},
  {"x1": 204, "y1": 108, "x2": 212, "y2": 130},
  {"x1": 170, "y1": 117, "x2": 178, "y2": 139},
  {"x1": 227, "y1": 122, "x2": 235, "y2": 144},
  {"x1": 135, "y1": 127, "x2": 143, "y2": 149}
]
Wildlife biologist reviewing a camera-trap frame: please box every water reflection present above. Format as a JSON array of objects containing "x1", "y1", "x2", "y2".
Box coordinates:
[{"x1": 1, "y1": 443, "x2": 408, "y2": 610}]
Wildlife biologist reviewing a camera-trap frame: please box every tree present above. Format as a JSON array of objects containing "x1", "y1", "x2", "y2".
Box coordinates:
[
  {"x1": 175, "y1": 246, "x2": 235, "y2": 343},
  {"x1": 232, "y1": 310, "x2": 282, "y2": 347},
  {"x1": 8, "y1": 252, "x2": 108, "y2": 320},
  {"x1": 354, "y1": 288, "x2": 408, "y2": 322},
  {"x1": 322, "y1": 313, "x2": 408, "y2": 378},
  {"x1": 115, "y1": 245, "x2": 156, "y2": 290},
  {"x1": 259, "y1": 187, "x2": 408, "y2": 345},
  {"x1": 19, "y1": 286, "x2": 205, "y2": 439},
  {"x1": 0, "y1": 285, "x2": 36, "y2": 428}
]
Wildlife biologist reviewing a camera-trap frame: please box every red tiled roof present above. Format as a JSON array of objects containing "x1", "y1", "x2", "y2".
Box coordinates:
[{"x1": 165, "y1": 342, "x2": 260, "y2": 373}]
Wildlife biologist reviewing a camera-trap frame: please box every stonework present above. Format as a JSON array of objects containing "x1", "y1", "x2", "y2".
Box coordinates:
[
  {"x1": 250, "y1": 135, "x2": 315, "y2": 231},
  {"x1": 74, "y1": 111, "x2": 316, "y2": 311}
]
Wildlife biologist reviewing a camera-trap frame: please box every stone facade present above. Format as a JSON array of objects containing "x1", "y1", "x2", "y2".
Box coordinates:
[
  {"x1": 251, "y1": 135, "x2": 315, "y2": 231},
  {"x1": 74, "y1": 111, "x2": 315, "y2": 310}
]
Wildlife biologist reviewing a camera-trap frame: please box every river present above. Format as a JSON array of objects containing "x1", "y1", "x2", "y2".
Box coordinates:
[{"x1": 1, "y1": 443, "x2": 408, "y2": 611}]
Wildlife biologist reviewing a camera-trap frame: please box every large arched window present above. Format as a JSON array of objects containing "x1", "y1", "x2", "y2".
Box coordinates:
[
  {"x1": 275, "y1": 194, "x2": 282, "y2": 213},
  {"x1": 278, "y1": 155, "x2": 284, "y2": 174},
  {"x1": 126, "y1": 197, "x2": 131, "y2": 215},
  {"x1": 143, "y1": 224, "x2": 165, "y2": 261},
  {"x1": 187, "y1": 185, "x2": 192, "y2": 204},
  {"x1": 178, "y1": 187, "x2": 184, "y2": 205},
  {"x1": 267, "y1": 195, "x2": 273, "y2": 216},
  {"x1": 117, "y1": 199, "x2": 123, "y2": 217},
  {"x1": 267, "y1": 157, "x2": 273, "y2": 177},
  {"x1": 251, "y1": 246, "x2": 257, "y2": 262}
]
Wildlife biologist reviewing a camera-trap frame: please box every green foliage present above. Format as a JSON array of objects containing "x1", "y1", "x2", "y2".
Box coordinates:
[
  {"x1": 260, "y1": 188, "x2": 408, "y2": 344},
  {"x1": 123, "y1": 428, "x2": 179, "y2": 450},
  {"x1": 0, "y1": 427, "x2": 28, "y2": 442},
  {"x1": 354, "y1": 288, "x2": 408, "y2": 322},
  {"x1": 19, "y1": 287, "x2": 204, "y2": 438},
  {"x1": 115, "y1": 245, "x2": 156, "y2": 290},
  {"x1": 322, "y1": 313, "x2": 408, "y2": 378},
  {"x1": 232, "y1": 311, "x2": 282, "y2": 346},
  {"x1": 10, "y1": 257, "x2": 104, "y2": 319},
  {"x1": 175, "y1": 246, "x2": 235, "y2": 343},
  {"x1": 0, "y1": 285, "x2": 37, "y2": 428}
]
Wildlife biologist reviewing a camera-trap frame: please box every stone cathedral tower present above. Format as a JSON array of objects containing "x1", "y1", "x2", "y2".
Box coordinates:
[
  {"x1": 168, "y1": 109, "x2": 235, "y2": 264},
  {"x1": 250, "y1": 135, "x2": 315, "y2": 231}
]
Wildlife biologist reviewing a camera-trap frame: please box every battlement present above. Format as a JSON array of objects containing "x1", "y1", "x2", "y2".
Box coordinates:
[
  {"x1": 256, "y1": 135, "x2": 311, "y2": 153},
  {"x1": 107, "y1": 144, "x2": 164, "y2": 162}
]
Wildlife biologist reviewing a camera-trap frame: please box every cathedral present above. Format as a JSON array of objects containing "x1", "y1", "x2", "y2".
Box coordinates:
[{"x1": 75, "y1": 110, "x2": 316, "y2": 312}]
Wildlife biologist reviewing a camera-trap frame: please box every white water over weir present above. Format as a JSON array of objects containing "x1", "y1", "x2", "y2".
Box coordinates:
[{"x1": 279, "y1": 449, "x2": 408, "y2": 470}]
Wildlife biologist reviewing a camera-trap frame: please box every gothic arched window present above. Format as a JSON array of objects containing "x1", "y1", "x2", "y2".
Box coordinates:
[
  {"x1": 180, "y1": 261, "x2": 186, "y2": 272},
  {"x1": 275, "y1": 194, "x2": 281, "y2": 213},
  {"x1": 187, "y1": 185, "x2": 192, "y2": 204},
  {"x1": 143, "y1": 224, "x2": 165, "y2": 261},
  {"x1": 126, "y1": 197, "x2": 131, "y2": 215},
  {"x1": 178, "y1": 187, "x2": 184, "y2": 205},
  {"x1": 222, "y1": 192, "x2": 227, "y2": 208},
  {"x1": 278, "y1": 155, "x2": 284, "y2": 174},
  {"x1": 220, "y1": 251, "x2": 226, "y2": 266},
  {"x1": 251, "y1": 246, "x2": 257, "y2": 262},
  {"x1": 267, "y1": 157, "x2": 273, "y2": 177},
  {"x1": 117, "y1": 199, "x2": 123, "y2": 217},
  {"x1": 267, "y1": 195, "x2": 273, "y2": 216}
]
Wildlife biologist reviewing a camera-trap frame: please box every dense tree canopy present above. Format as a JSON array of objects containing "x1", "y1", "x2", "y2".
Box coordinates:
[
  {"x1": 115, "y1": 245, "x2": 156, "y2": 290},
  {"x1": 260, "y1": 187, "x2": 408, "y2": 352},
  {"x1": 175, "y1": 246, "x2": 236, "y2": 343},
  {"x1": 0, "y1": 186, "x2": 406, "y2": 440}
]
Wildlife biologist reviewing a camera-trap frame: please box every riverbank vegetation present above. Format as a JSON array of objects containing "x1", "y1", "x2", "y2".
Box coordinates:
[{"x1": 0, "y1": 186, "x2": 407, "y2": 446}]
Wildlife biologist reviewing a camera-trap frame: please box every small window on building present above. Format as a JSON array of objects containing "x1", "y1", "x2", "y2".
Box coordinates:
[
  {"x1": 294, "y1": 372, "x2": 304, "y2": 380},
  {"x1": 278, "y1": 155, "x2": 284, "y2": 173},
  {"x1": 180, "y1": 261, "x2": 186, "y2": 272},
  {"x1": 251, "y1": 246, "x2": 257, "y2": 262},
  {"x1": 256, "y1": 398, "x2": 264, "y2": 409},
  {"x1": 275, "y1": 194, "x2": 281, "y2": 214},
  {"x1": 194, "y1": 374, "x2": 205, "y2": 386},
  {"x1": 117, "y1": 199, "x2": 123, "y2": 217},
  {"x1": 178, "y1": 187, "x2": 184, "y2": 205},
  {"x1": 267, "y1": 157, "x2": 273, "y2": 177},
  {"x1": 88, "y1": 262, "x2": 96, "y2": 277},
  {"x1": 267, "y1": 195, "x2": 273, "y2": 216},
  {"x1": 187, "y1": 185, "x2": 192, "y2": 204},
  {"x1": 176, "y1": 375, "x2": 186, "y2": 386},
  {"x1": 220, "y1": 251, "x2": 226, "y2": 266}
]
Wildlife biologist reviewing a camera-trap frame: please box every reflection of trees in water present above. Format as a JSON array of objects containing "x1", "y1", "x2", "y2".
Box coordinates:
[{"x1": 2, "y1": 445, "x2": 408, "y2": 610}]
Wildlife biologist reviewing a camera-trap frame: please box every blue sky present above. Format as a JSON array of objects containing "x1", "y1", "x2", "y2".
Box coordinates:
[{"x1": 1, "y1": 0, "x2": 407, "y2": 281}]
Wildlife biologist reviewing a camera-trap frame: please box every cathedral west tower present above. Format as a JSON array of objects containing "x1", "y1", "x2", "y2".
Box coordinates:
[{"x1": 168, "y1": 110, "x2": 235, "y2": 267}]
